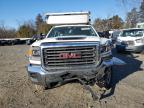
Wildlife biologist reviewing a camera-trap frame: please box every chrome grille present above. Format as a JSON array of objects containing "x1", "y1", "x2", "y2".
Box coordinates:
[{"x1": 42, "y1": 46, "x2": 98, "y2": 68}]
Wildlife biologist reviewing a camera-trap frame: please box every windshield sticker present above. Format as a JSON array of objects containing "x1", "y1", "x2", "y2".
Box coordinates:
[{"x1": 81, "y1": 28, "x2": 91, "y2": 30}]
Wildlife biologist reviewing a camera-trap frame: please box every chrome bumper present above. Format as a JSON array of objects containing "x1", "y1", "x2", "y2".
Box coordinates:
[
  {"x1": 126, "y1": 45, "x2": 144, "y2": 52},
  {"x1": 116, "y1": 44, "x2": 144, "y2": 52},
  {"x1": 27, "y1": 64, "x2": 100, "y2": 86},
  {"x1": 27, "y1": 57, "x2": 125, "y2": 86}
]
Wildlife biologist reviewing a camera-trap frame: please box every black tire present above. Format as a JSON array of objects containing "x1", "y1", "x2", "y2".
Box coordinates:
[
  {"x1": 103, "y1": 67, "x2": 113, "y2": 89},
  {"x1": 96, "y1": 67, "x2": 113, "y2": 89},
  {"x1": 116, "y1": 48, "x2": 122, "y2": 53}
]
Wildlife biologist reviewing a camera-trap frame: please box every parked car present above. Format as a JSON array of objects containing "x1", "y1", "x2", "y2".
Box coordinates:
[
  {"x1": 26, "y1": 38, "x2": 35, "y2": 45},
  {"x1": 0, "y1": 40, "x2": 8, "y2": 46},
  {"x1": 97, "y1": 32, "x2": 105, "y2": 38},
  {"x1": 116, "y1": 28, "x2": 144, "y2": 53},
  {"x1": 11, "y1": 39, "x2": 21, "y2": 45},
  {"x1": 102, "y1": 31, "x2": 111, "y2": 39},
  {"x1": 26, "y1": 34, "x2": 46, "y2": 45}
]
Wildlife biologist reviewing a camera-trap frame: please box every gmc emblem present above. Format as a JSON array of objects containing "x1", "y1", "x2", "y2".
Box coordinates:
[{"x1": 59, "y1": 53, "x2": 81, "y2": 59}]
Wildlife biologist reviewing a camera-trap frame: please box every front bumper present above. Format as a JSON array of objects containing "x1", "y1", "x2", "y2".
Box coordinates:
[
  {"x1": 116, "y1": 44, "x2": 144, "y2": 52},
  {"x1": 27, "y1": 57, "x2": 125, "y2": 86},
  {"x1": 27, "y1": 64, "x2": 103, "y2": 86}
]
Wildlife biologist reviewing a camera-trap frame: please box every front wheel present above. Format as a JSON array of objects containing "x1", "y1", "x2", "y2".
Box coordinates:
[
  {"x1": 103, "y1": 67, "x2": 113, "y2": 89},
  {"x1": 97, "y1": 67, "x2": 113, "y2": 89},
  {"x1": 116, "y1": 47, "x2": 123, "y2": 53}
]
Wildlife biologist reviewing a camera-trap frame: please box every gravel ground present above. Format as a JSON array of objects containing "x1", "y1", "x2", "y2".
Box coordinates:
[{"x1": 0, "y1": 45, "x2": 144, "y2": 108}]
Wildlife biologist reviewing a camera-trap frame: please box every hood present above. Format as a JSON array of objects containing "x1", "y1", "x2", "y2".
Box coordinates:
[
  {"x1": 31, "y1": 36, "x2": 101, "y2": 47},
  {"x1": 118, "y1": 36, "x2": 143, "y2": 41}
]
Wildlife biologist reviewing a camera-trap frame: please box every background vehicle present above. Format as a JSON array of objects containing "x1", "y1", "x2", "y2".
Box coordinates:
[
  {"x1": 0, "y1": 38, "x2": 27, "y2": 46},
  {"x1": 116, "y1": 28, "x2": 144, "y2": 53},
  {"x1": 136, "y1": 22, "x2": 144, "y2": 29},
  {"x1": 111, "y1": 30, "x2": 121, "y2": 43},
  {"x1": 26, "y1": 33, "x2": 46, "y2": 45}
]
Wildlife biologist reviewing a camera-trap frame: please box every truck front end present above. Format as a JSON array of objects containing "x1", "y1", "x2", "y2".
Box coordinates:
[
  {"x1": 27, "y1": 25, "x2": 125, "y2": 89},
  {"x1": 26, "y1": 12, "x2": 125, "y2": 89}
]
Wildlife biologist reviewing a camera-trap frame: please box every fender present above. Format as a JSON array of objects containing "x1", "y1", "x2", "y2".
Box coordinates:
[{"x1": 103, "y1": 57, "x2": 126, "y2": 67}]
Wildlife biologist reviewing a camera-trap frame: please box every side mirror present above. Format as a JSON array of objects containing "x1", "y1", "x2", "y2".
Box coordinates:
[
  {"x1": 41, "y1": 34, "x2": 46, "y2": 39},
  {"x1": 39, "y1": 34, "x2": 46, "y2": 40}
]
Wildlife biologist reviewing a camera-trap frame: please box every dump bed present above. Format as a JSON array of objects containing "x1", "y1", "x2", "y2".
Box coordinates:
[{"x1": 45, "y1": 12, "x2": 90, "y2": 25}]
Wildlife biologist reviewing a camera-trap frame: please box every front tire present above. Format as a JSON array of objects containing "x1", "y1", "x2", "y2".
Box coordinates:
[
  {"x1": 97, "y1": 67, "x2": 113, "y2": 89},
  {"x1": 103, "y1": 67, "x2": 113, "y2": 89},
  {"x1": 116, "y1": 47, "x2": 123, "y2": 53}
]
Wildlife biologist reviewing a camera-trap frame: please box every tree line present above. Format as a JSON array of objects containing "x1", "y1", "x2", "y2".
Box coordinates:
[
  {"x1": 16, "y1": 14, "x2": 52, "y2": 38},
  {"x1": 0, "y1": 0, "x2": 144, "y2": 38},
  {"x1": 0, "y1": 14, "x2": 52, "y2": 38},
  {"x1": 93, "y1": 0, "x2": 144, "y2": 31}
]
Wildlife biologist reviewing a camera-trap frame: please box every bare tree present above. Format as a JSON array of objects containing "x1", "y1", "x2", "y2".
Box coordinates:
[
  {"x1": 125, "y1": 8, "x2": 139, "y2": 28},
  {"x1": 16, "y1": 21, "x2": 36, "y2": 38},
  {"x1": 139, "y1": 0, "x2": 144, "y2": 22},
  {"x1": 0, "y1": 21, "x2": 16, "y2": 38}
]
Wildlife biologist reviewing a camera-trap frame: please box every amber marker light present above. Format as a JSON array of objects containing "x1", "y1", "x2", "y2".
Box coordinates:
[{"x1": 26, "y1": 48, "x2": 32, "y2": 57}]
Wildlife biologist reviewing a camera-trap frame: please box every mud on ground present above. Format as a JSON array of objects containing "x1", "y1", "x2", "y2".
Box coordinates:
[{"x1": 0, "y1": 45, "x2": 144, "y2": 108}]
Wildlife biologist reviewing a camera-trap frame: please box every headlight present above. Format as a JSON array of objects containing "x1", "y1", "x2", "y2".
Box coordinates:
[
  {"x1": 100, "y1": 45, "x2": 111, "y2": 53},
  {"x1": 135, "y1": 39, "x2": 143, "y2": 43},
  {"x1": 32, "y1": 47, "x2": 40, "y2": 56},
  {"x1": 27, "y1": 46, "x2": 40, "y2": 57}
]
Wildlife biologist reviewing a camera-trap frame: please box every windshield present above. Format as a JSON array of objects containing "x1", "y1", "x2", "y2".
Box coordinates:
[
  {"x1": 120, "y1": 29, "x2": 144, "y2": 37},
  {"x1": 47, "y1": 26, "x2": 97, "y2": 38}
]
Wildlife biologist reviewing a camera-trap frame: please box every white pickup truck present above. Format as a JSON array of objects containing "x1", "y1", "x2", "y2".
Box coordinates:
[
  {"x1": 26, "y1": 12, "x2": 125, "y2": 90},
  {"x1": 116, "y1": 28, "x2": 144, "y2": 53}
]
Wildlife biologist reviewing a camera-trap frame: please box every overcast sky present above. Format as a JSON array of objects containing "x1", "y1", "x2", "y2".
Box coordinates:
[{"x1": 0, "y1": 0, "x2": 141, "y2": 29}]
